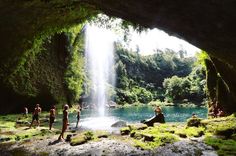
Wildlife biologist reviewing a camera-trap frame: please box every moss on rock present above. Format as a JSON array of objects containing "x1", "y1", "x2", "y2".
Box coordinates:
[
  {"x1": 70, "y1": 131, "x2": 94, "y2": 146},
  {"x1": 187, "y1": 117, "x2": 202, "y2": 127}
]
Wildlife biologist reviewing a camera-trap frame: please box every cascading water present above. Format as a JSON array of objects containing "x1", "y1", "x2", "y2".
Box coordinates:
[{"x1": 85, "y1": 24, "x2": 116, "y2": 117}]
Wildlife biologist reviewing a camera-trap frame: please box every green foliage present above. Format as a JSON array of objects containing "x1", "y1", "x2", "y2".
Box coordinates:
[
  {"x1": 116, "y1": 89, "x2": 138, "y2": 104},
  {"x1": 202, "y1": 115, "x2": 236, "y2": 137},
  {"x1": 114, "y1": 46, "x2": 196, "y2": 105},
  {"x1": 195, "y1": 51, "x2": 209, "y2": 69},
  {"x1": 163, "y1": 76, "x2": 191, "y2": 102},
  {"x1": 64, "y1": 25, "x2": 86, "y2": 102},
  {"x1": 132, "y1": 87, "x2": 153, "y2": 103},
  {"x1": 84, "y1": 131, "x2": 94, "y2": 140},
  {"x1": 131, "y1": 124, "x2": 179, "y2": 149},
  {"x1": 175, "y1": 127, "x2": 205, "y2": 137},
  {"x1": 70, "y1": 131, "x2": 97, "y2": 146},
  {"x1": 204, "y1": 137, "x2": 236, "y2": 156},
  {"x1": 163, "y1": 65, "x2": 206, "y2": 103}
]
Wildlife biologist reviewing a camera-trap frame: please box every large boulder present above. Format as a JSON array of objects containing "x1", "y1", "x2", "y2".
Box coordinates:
[{"x1": 111, "y1": 121, "x2": 127, "y2": 127}]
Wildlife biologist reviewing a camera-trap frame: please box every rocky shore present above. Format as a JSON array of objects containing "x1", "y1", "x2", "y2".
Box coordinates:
[
  {"x1": 1, "y1": 135, "x2": 217, "y2": 156},
  {"x1": 1, "y1": 114, "x2": 236, "y2": 156}
]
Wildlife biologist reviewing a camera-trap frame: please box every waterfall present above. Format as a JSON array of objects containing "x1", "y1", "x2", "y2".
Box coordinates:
[{"x1": 85, "y1": 24, "x2": 116, "y2": 116}]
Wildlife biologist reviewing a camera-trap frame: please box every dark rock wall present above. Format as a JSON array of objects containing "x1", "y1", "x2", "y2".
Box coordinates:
[
  {"x1": 205, "y1": 58, "x2": 236, "y2": 113},
  {"x1": 0, "y1": 0, "x2": 95, "y2": 113},
  {"x1": 0, "y1": 34, "x2": 71, "y2": 114},
  {"x1": 205, "y1": 59, "x2": 217, "y2": 102}
]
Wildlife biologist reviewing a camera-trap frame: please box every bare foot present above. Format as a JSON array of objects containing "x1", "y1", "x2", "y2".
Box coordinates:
[{"x1": 58, "y1": 138, "x2": 65, "y2": 142}]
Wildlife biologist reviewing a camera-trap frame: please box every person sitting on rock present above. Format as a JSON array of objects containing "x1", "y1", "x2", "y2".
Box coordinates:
[
  {"x1": 141, "y1": 106, "x2": 165, "y2": 126},
  {"x1": 217, "y1": 108, "x2": 225, "y2": 117},
  {"x1": 58, "y1": 104, "x2": 69, "y2": 141},
  {"x1": 29, "y1": 104, "x2": 42, "y2": 128},
  {"x1": 49, "y1": 105, "x2": 56, "y2": 130},
  {"x1": 209, "y1": 101, "x2": 219, "y2": 118}
]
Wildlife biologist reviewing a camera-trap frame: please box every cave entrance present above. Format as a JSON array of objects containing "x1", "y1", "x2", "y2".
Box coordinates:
[{"x1": 69, "y1": 14, "x2": 208, "y2": 130}]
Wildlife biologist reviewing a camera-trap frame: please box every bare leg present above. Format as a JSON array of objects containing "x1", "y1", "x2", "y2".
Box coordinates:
[
  {"x1": 49, "y1": 121, "x2": 53, "y2": 130},
  {"x1": 75, "y1": 120, "x2": 79, "y2": 128},
  {"x1": 29, "y1": 120, "x2": 34, "y2": 128},
  {"x1": 58, "y1": 129, "x2": 65, "y2": 141},
  {"x1": 49, "y1": 122, "x2": 52, "y2": 130}
]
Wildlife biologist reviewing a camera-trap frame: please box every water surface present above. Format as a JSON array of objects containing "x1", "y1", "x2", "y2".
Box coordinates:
[{"x1": 68, "y1": 105, "x2": 207, "y2": 130}]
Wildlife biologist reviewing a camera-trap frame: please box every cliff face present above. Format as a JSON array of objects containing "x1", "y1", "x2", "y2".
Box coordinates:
[
  {"x1": 0, "y1": 34, "x2": 71, "y2": 113},
  {"x1": 0, "y1": 0, "x2": 236, "y2": 113},
  {"x1": 0, "y1": 0, "x2": 94, "y2": 113}
]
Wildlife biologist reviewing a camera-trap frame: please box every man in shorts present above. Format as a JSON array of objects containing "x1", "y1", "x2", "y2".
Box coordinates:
[
  {"x1": 49, "y1": 105, "x2": 56, "y2": 130},
  {"x1": 29, "y1": 104, "x2": 42, "y2": 128}
]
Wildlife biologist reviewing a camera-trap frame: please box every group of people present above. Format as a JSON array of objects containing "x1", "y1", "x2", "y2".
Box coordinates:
[
  {"x1": 23, "y1": 104, "x2": 81, "y2": 141},
  {"x1": 208, "y1": 100, "x2": 225, "y2": 118}
]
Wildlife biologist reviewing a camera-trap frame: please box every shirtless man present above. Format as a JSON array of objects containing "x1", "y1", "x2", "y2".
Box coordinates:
[
  {"x1": 154, "y1": 106, "x2": 162, "y2": 115},
  {"x1": 29, "y1": 104, "x2": 42, "y2": 128},
  {"x1": 49, "y1": 105, "x2": 56, "y2": 130},
  {"x1": 58, "y1": 104, "x2": 69, "y2": 141}
]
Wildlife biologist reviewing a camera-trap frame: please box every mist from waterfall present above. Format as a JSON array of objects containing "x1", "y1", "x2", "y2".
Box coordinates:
[{"x1": 85, "y1": 24, "x2": 116, "y2": 116}]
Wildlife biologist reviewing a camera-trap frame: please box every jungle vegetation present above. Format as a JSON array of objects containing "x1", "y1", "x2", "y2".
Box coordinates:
[{"x1": 112, "y1": 44, "x2": 206, "y2": 105}]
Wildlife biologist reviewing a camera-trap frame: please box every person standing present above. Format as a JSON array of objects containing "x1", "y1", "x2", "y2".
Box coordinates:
[
  {"x1": 49, "y1": 105, "x2": 56, "y2": 130},
  {"x1": 75, "y1": 105, "x2": 81, "y2": 128},
  {"x1": 29, "y1": 104, "x2": 42, "y2": 128},
  {"x1": 58, "y1": 104, "x2": 69, "y2": 141},
  {"x1": 23, "y1": 106, "x2": 28, "y2": 118}
]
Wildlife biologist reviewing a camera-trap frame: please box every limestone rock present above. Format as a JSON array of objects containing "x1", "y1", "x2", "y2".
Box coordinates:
[{"x1": 111, "y1": 121, "x2": 127, "y2": 127}]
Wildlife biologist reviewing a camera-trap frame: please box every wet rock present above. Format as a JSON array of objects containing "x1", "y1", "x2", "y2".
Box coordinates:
[
  {"x1": 16, "y1": 120, "x2": 30, "y2": 125},
  {"x1": 0, "y1": 137, "x2": 11, "y2": 142},
  {"x1": 128, "y1": 123, "x2": 148, "y2": 131},
  {"x1": 120, "y1": 127, "x2": 130, "y2": 135},
  {"x1": 111, "y1": 121, "x2": 127, "y2": 127},
  {"x1": 70, "y1": 135, "x2": 87, "y2": 146},
  {"x1": 133, "y1": 132, "x2": 142, "y2": 140},
  {"x1": 154, "y1": 140, "x2": 217, "y2": 156},
  {"x1": 66, "y1": 134, "x2": 72, "y2": 142},
  {"x1": 143, "y1": 134, "x2": 155, "y2": 142},
  {"x1": 178, "y1": 133, "x2": 187, "y2": 138},
  {"x1": 98, "y1": 134, "x2": 108, "y2": 138},
  {"x1": 130, "y1": 131, "x2": 136, "y2": 137}
]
